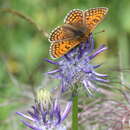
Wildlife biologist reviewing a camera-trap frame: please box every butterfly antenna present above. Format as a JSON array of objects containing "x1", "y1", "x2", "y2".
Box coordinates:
[{"x1": 94, "y1": 29, "x2": 105, "y2": 36}]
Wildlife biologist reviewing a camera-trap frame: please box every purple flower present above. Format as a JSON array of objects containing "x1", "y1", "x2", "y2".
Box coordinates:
[
  {"x1": 16, "y1": 89, "x2": 72, "y2": 130},
  {"x1": 45, "y1": 34, "x2": 109, "y2": 94}
]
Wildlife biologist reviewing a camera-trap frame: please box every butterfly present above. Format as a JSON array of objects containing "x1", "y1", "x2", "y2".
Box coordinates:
[{"x1": 48, "y1": 7, "x2": 108, "y2": 59}]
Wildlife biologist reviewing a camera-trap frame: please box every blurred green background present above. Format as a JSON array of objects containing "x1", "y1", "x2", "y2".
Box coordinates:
[{"x1": 0, "y1": 0, "x2": 130, "y2": 129}]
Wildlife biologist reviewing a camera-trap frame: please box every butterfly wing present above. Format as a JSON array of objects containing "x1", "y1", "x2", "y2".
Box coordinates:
[
  {"x1": 49, "y1": 25, "x2": 78, "y2": 42},
  {"x1": 50, "y1": 39, "x2": 80, "y2": 59},
  {"x1": 49, "y1": 9, "x2": 83, "y2": 43},
  {"x1": 84, "y1": 7, "x2": 108, "y2": 33},
  {"x1": 64, "y1": 9, "x2": 83, "y2": 26},
  {"x1": 49, "y1": 25, "x2": 82, "y2": 58}
]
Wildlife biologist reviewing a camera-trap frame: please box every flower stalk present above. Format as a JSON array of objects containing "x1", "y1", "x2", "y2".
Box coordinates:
[{"x1": 72, "y1": 85, "x2": 78, "y2": 130}]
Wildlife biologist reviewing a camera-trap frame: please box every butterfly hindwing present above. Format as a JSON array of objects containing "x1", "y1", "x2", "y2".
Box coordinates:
[{"x1": 50, "y1": 40, "x2": 81, "y2": 58}]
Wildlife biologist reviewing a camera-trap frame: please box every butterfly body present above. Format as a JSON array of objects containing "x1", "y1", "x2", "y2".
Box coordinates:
[
  {"x1": 61, "y1": 24, "x2": 87, "y2": 41},
  {"x1": 49, "y1": 7, "x2": 108, "y2": 59}
]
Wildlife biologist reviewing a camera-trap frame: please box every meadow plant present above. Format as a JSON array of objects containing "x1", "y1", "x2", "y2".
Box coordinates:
[{"x1": 17, "y1": 89, "x2": 72, "y2": 130}]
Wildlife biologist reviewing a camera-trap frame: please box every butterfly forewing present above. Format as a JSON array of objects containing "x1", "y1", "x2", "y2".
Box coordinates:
[
  {"x1": 49, "y1": 26, "x2": 66, "y2": 42},
  {"x1": 64, "y1": 9, "x2": 83, "y2": 26},
  {"x1": 84, "y1": 7, "x2": 108, "y2": 32},
  {"x1": 49, "y1": 25, "x2": 78, "y2": 42}
]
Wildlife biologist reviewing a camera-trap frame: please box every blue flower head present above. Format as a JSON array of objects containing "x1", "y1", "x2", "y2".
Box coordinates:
[
  {"x1": 45, "y1": 34, "x2": 109, "y2": 95},
  {"x1": 16, "y1": 89, "x2": 72, "y2": 130}
]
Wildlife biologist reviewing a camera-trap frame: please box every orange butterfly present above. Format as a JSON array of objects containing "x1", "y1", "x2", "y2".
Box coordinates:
[{"x1": 49, "y1": 7, "x2": 108, "y2": 59}]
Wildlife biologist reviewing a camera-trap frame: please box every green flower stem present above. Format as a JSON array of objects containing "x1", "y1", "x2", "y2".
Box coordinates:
[
  {"x1": 72, "y1": 85, "x2": 78, "y2": 130},
  {"x1": 118, "y1": 34, "x2": 129, "y2": 83}
]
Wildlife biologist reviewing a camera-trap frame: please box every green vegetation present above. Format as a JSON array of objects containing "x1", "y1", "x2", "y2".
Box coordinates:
[{"x1": 0, "y1": 0, "x2": 130, "y2": 129}]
